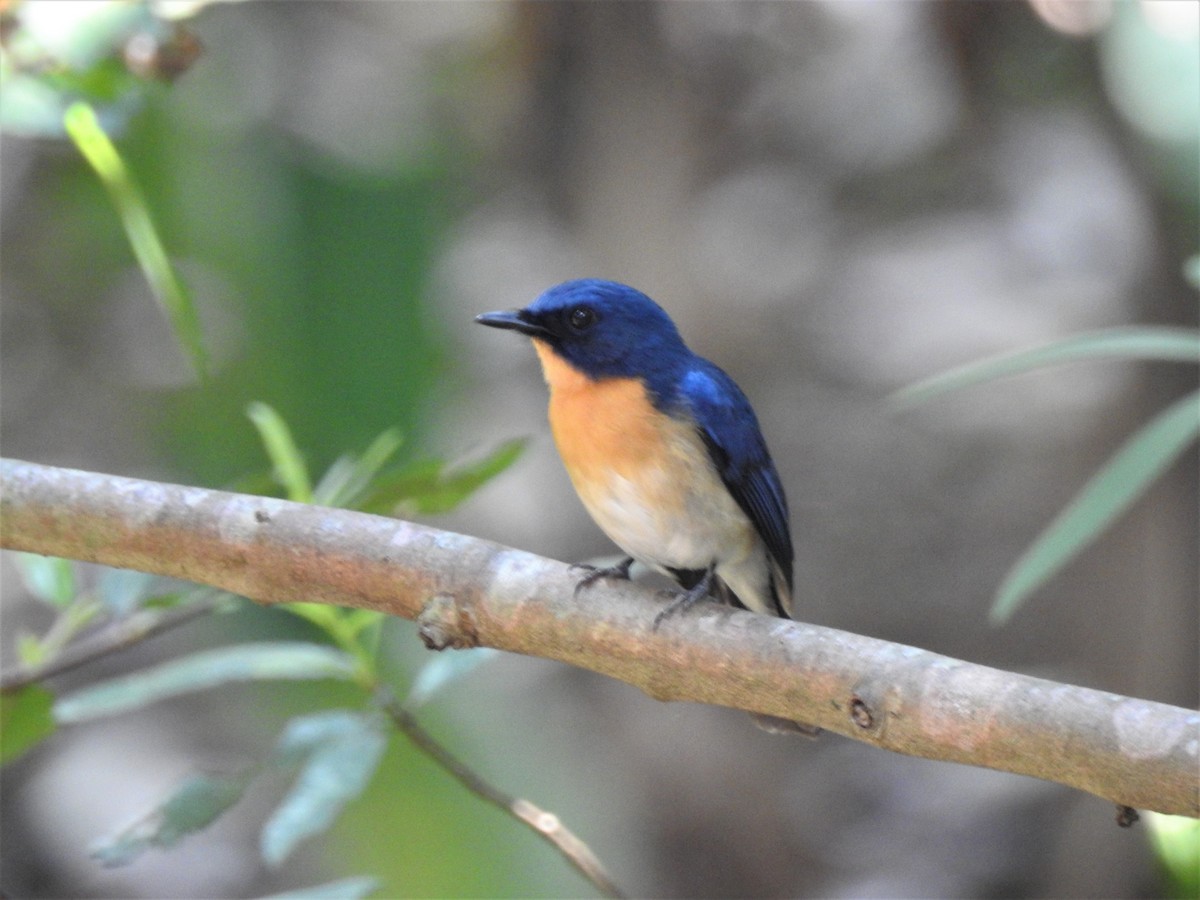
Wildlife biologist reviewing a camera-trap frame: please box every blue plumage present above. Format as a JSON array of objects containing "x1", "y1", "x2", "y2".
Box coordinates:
[
  {"x1": 679, "y1": 364, "x2": 794, "y2": 607},
  {"x1": 476, "y1": 279, "x2": 794, "y2": 622},
  {"x1": 520, "y1": 280, "x2": 691, "y2": 404}
]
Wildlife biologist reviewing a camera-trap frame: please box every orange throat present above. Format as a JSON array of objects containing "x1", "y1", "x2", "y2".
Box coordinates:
[{"x1": 531, "y1": 339, "x2": 667, "y2": 483}]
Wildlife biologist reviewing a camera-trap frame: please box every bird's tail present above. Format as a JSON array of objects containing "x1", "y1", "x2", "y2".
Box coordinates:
[{"x1": 768, "y1": 556, "x2": 794, "y2": 620}]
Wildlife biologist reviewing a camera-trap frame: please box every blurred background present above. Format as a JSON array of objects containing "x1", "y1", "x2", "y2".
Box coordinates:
[{"x1": 1, "y1": 0, "x2": 1197, "y2": 896}]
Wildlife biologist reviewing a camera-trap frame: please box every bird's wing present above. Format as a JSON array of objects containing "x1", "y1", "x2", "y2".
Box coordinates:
[{"x1": 678, "y1": 364, "x2": 794, "y2": 594}]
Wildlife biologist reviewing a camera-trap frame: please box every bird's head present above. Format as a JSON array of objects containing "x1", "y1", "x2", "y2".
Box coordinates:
[{"x1": 475, "y1": 279, "x2": 689, "y2": 383}]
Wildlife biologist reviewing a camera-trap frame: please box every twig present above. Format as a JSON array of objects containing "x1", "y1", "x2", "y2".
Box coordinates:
[
  {"x1": 1, "y1": 458, "x2": 1197, "y2": 818},
  {"x1": 0, "y1": 591, "x2": 225, "y2": 692},
  {"x1": 378, "y1": 692, "x2": 625, "y2": 898}
]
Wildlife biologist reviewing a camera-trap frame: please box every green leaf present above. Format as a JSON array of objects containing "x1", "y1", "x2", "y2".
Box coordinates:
[
  {"x1": 93, "y1": 771, "x2": 251, "y2": 867},
  {"x1": 63, "y1": 102, "x2": 209, "y2": 382},
  {"x1": 43, "y1": 56, "x2": 142, "y2": 105},
  {"x1": 343, "y1": 608, "x2": 383, "y2": 641},
  {"x1": 0, "y1": 686, "x2": 57, "y2": 765},
  {"x1": 262, "y1": 711, "x2": 388, "y2": 866},
  {"x1": 281, "y1": 601, "x2": 343, "y2": 634},
  {"x1": 247, "y1": 402, "x2": 313, "y2": 502},
  {"x1": 258, "y1": 876, "x2": 380, "y2": 900},
  {"x1": 992, "y1": 390, "x2": 1200, "y2": 622},
  {"x1": 54, "y1": 642, "x2": 360, "y2": 723},
  {"x1": 1147, "y1": 812, "x2": 1200, "y2": 900},
  {"x1": 313, "y1": 428, "x2": 404, "y2": 508},
  {"x1": 894, "y1": 327, "x2": 1200, "y2": 408},
  {"x1": 357, "y1": 438, "x2": 526, "y2": 516},
  {"x1": 310, "y1": 455, "x2": 359, "y2": 508},
  {"x1": 139, "y1": 588, "x2": 204, "y2": 611},
  {"x1": 17, "y1": 632, "x2": 47, "y2": 668},
  {"x1": 12, "y1": 554, "x2": 77, "y2": 607},
  {"x1": 406, "y1": 648, "x2": 501, "y2": 709}
]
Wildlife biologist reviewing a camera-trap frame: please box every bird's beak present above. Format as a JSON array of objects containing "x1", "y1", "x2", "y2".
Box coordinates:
[{"x1": 474, "y1": 308, "x2": 551, "y2": 338}]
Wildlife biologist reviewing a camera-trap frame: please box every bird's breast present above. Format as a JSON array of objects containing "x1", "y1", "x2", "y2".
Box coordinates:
[{"x1": 532, "y1": 340, "x2": 753, "y2": 569}]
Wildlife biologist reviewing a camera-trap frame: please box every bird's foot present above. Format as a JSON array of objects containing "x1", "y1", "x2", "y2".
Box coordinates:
[
  {"x1": 652, "y1": 567, "x2": 716, "y2": 630},
  {"x1": 571, "y1": 557, "x2": 635, "y2": 598}
]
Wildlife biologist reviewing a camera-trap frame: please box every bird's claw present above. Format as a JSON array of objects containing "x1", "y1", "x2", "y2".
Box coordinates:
[
  {"x1": 571, "y1": 557, "x2": 634, "y2": 598},
  {"x1": 651, "y1": 569, "x2": 716, "y2": 630}
]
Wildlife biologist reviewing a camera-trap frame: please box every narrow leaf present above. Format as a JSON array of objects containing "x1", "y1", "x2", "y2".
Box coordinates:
[
  {"x1": 63, "y1": 101, "x2": 209, "y2": 382},
  {"x1": 258, "y1": 876, "x2": 380, "y2": 900},
  {"x1": 342, "y1": 608, "x2": 383, "y2": 639},
  {"x1": 54, "y1": 642, "x2": 359, "y2": 723},
  {"x1": 247, "y1": 402, "x2": 312, "y2": 502},
  {"x1": 262, "y1": 712, "x2": 388, "y2": 866},
  {"x1": 993, "y1": 390, "x2": 1200, "y2": 622},
  {"x1": 311, "y1": 455, "x2": 360, "y2": 508},
  {"x1": 353, "y1": 428, "x2": 407, "y2": 485},
  {"x1": 358, "y1": 438, "x2": 526, "y2": 516},
  {"x1": 93, "y1": 771, "x2": 251, "y2": 867},
  {"x1": 313, "y1": 428, "x2": 404, "y2": 508},
  {"x1": 272, "y1": 709, "x2": 372, "y2": 762},
  {"x1": 0, "y1": 686, "x2": 57, "y2": 765},
  {"x1": 139, "y1": 588, "x2": 205, "y2": 611},
  {"x1": 406, "y1": 648, "x2": 501, "y2": 709},
  {"x1": 12, "y1": 554, "x2": 76, "y2": 607},
  {"x1": 894, "y1": 327, "x2": 1200, "y2": 408}
]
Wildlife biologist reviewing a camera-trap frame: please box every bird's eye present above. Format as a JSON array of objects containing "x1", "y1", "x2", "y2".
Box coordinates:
[{"x1": 568, "y1": 306, "x2": 595, "y2": 331}]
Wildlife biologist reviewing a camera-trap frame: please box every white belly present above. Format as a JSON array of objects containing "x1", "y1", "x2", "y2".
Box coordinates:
[{"x1": 578, "y1": 464, "x2": 755, "y2": 574}]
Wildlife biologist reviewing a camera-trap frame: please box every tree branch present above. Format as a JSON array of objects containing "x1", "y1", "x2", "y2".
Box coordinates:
[
  {"x1": 2, "y1": 458, "x2": 1196, "y2": 818},
  {"x1": 377, "y1": 692, "x2": 624, "y2": 898}
]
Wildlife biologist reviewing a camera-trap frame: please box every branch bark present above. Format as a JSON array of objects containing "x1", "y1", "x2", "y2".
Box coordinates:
[{"x1": 2, "y1": 458, "x2": 1196, "y2": 818}]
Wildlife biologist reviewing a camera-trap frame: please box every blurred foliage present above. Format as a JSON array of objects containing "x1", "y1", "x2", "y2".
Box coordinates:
[
  {"x1": 1146, "y1": 812, "x2": 1200, "y2": 900},
  {"x1": 13, "y1": 553, "x2": 105, "y2": 666},
  {"x1": 2, "y1": 405, "x2": 528, "y2": 893},
  {"x1": 63, "y1": 100, "x2": 209, "y2": 380},
  {"x1": 6, "y1": 1, "x2": 1195, "y2": 897},
  {"x1": 2, "y1": 0, "x2": 451, "y2": 484},
  {"x1": 82, "y1": 707, "x2": 390, "y2": 870},
  {"x1": 259, "y1": 876, "x2": 381, "y2": 900},
  {"x1": 1100, "y1": 0, "x2": 1200, "y2": 206},
  {"x1": 0, "y1": 0, "x2": 175, "y2": 136},
  {"x1": 1, "y1": 3, "x2": 542, "y2": 893},
  {"x1": 897, "y1": 316, "x2": 1200, "y2": 622}
]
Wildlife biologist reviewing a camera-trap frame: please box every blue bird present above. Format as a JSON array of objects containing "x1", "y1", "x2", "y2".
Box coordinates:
[{"x1": 475, "y1": 279, "x2": 794, "y2": 628}]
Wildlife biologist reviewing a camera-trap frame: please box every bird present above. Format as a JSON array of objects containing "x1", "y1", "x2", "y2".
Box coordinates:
[{"x1": 474, "y1": 278, "x2": 794, "y2": 629}]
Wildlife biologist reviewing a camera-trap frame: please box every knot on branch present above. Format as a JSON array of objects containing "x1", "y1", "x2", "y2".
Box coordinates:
[
  {"x1": 849, "y1": 680, "x2": 888, "y2": 737},
  {"x1": 417, "y1": 592, "x2": 479, "y2": 651},
  {"x1": 850, "y1": 696, "x2": 876, "y2": 730},
  {"x1": 1115, "y1": 805, "x2": 1140, "y2": 828}
]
